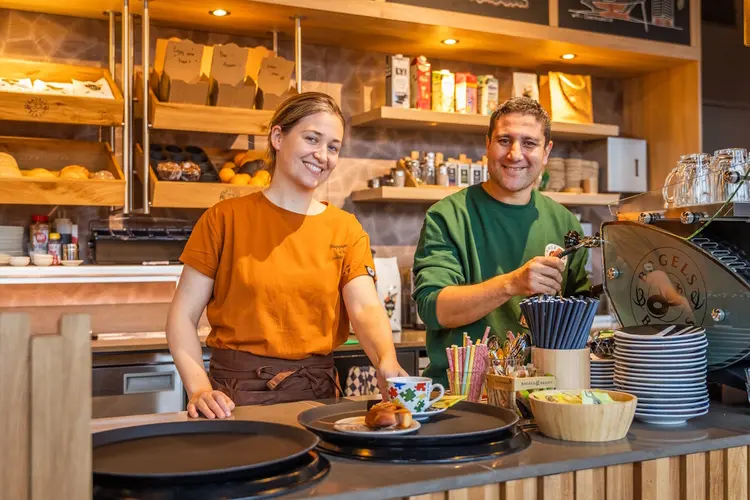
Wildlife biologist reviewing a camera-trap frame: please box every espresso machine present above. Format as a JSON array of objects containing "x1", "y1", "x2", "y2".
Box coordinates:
[{"x1": 596, "y1": 149, "x2": 750, "y2": 391}]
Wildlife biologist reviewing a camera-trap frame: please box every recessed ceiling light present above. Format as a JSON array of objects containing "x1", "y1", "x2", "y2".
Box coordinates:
[
  {"x1": 561, "y1": 53, "x2": 576, "y2": 60},
  {"x1": 209, "y1": 9, "x2": 230, "y2": 17},
  {"x1": 441, "y1": 39, "x2": 459, "y2": 46}
]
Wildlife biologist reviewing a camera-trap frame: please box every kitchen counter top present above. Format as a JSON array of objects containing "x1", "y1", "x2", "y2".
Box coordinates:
[
  {"x1": 91, "y1": 330, "x2": 427, "y2": 353},
  {"x1": 91, "y1": 399, "x2": 750, "y2": 500}
]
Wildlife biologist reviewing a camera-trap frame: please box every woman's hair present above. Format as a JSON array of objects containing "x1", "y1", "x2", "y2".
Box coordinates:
[{"x1": 264, "y1": 92, "x2": 345, "y2": 174}]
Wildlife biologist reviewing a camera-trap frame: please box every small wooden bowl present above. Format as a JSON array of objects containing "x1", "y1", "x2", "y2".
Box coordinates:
[{"x1": 529, "y1": 390, "x2": 637, "y2": 442}]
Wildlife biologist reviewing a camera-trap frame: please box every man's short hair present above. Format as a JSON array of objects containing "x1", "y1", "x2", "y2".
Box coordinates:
[{"x1": 487, "y1": 97, "x2": 552, "y2": 144}]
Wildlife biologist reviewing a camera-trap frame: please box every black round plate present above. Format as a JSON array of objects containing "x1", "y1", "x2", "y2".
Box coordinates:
[
  {"x1": 94, "y1": 451, "x2": 330, "y2": 499},
  {"x1": 298, "y1": 401, "x2": 519, "y2": 447},
  {"x1": 316, "y1": 429, "x2": 531, "y2": 463},
  {"x1": 93, "y1": 420, "x2": 319, "y2": 486}
]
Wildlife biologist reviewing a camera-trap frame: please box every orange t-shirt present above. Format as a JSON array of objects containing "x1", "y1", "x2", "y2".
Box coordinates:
[{"x1": 179, "y1": 192, "x2": 376, "y2": 360}]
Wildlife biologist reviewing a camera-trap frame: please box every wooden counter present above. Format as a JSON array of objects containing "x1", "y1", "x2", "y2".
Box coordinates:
[{"x1": 91, "y1": 398, "x2": 750, "y2": 500}]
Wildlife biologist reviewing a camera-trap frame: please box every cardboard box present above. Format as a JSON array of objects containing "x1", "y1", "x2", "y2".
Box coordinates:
[
  {"x1": 386, "y1": 54, "x2": 410, "y2": 108},
  {"x1": 478, "y1": 75, "x2": 499, "y2": 116},
  {"x1": 255, "y1": 56, "x2": 296, "y2": 111},
  {"x1": 512, "y1": 72, "x2": 539, "y2": 101},
  {"x1": 410, "y1": 56, "x2": 431, "y2": 110},
  {"x1": 432, "y1": 70, "x2": 455, "y2": 113},
  {"x1": 466, "y1": 73, "x2": 477, "y2": 114},
  {"x1": 158, "y1": 38, "x2": 210, "y2": 105},
  {"x1": 209, "y1": 43, "x2": 256, "y2": 109}
]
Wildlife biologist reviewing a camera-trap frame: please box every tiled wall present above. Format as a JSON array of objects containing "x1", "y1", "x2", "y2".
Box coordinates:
[{"x1": 0, "y1": 8, "x2": 617, "y2": 265}]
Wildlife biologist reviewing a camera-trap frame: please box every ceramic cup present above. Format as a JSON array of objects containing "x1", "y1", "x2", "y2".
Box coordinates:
[{"x1": 386, "y1": 376, "x2": 445, "y2": 413}]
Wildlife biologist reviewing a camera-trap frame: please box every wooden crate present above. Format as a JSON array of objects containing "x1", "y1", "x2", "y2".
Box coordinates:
[
  {"x1": 136, "y1": 145, "x2": 265, "y2": 208},
  {"x1": 486, "y1": 373, "x2": 556, "y2": 415},
  {"x1": 146, "y1": 87, "x2": 274, "y2": 135},
  {"x1": 0, "y1": 59, "x2": 123, "y2": 126},
  {"x1": 0, "y1": 136, "x2": 125, "y2": 206}
]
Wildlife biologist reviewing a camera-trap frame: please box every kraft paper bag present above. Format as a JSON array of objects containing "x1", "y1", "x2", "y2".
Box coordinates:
[{"x1": 540, "y1": 72, "x2": 593, "y2": 124}]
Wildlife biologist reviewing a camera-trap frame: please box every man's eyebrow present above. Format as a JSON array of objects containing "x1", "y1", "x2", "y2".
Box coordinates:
[{"x1": 493, "y1": 133, "x2": 541, "y2": 142}]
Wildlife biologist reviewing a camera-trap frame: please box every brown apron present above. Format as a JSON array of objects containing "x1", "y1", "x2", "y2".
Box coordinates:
[{"x1": 208, "y1": 348, "x2": 342, "y2": 406}]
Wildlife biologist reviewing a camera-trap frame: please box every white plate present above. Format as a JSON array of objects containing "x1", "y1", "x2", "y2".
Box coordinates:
[
  {"x1": 615, "y1": 380, "x2": 706, "y2": 392},
  {"x1": 614, "y1": 351, "x2": 706, "y2": 363},
  {"x1": 614, "y1": 368, "x2": 706, "y2": 379},
  {"x1": 638, "y1": 397, "x2": 709, "y2": 406},
  {"x1": 61, "y1": 260, "x2": 83, "y2": 267},
  {"x1": 634, "y1": 408, "x2": 708, "y2": 426},
  {"x1": 333, "y1": 416, "x2": 421, "y2": 436},
  {"x1": 626, "y1": 389, "x2": 708, "y2": 399},
  {"x1": 411, "y1": 407, "x2": 448, "y2": 422},
  {"x1": 615, "y1": 325, "x2": 705, "y2": 341},
  {"x1": 639, "y1": 402, "x2": 709, "y2": 412},
  {"x1": 615, "y1": 337, "x2": 708, "y2": 348},
  {"x1": 615, "y1": 344, "x2": 707, "y2": 355},
  {"x1": 614, "y1": 373, "x2": 706, "y2": 383}
]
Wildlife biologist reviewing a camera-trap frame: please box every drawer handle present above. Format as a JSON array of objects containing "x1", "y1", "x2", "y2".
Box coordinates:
[
  {"x1": 635, "y1": 159, "x2": 640, "y2": 177},
  {"x1": 123, "y1": 372, "x2": 175, "y2": 394}
]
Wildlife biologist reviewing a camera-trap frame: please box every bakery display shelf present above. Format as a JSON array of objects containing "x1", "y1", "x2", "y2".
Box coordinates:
[
  {"x1": 0, "y1": 265, "x2": 184, "y2": 285},
  {"x1": 143, "y1": 87, "x2": 274, "y2": 136},
  {"x1": 351, "y1": 186, "x2": 620, "y2": 206},
  {"x1": 0, "y1": 59, "x2": 123, "y2": 127},
  {"x1": 136, "y1": 145, "x2": 265, "y2": 209},
  {"x1": 0, "y1": 136, "x2": 125, "y2": 206},
  {"x1": 351, "y1": 107, "x2": 620, "y2": 141}
]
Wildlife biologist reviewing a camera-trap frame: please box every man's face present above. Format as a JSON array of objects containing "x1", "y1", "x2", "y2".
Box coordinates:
[{"x1": 485, "y1": 112, "x2": 553, "y2": 196}]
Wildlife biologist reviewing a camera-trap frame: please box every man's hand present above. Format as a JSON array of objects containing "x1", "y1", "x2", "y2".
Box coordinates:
[
  {"x1": 376, "y1": 355, "x2": 409, "y2": 399},
  {"x1": 509, "y1": 256, "x2": 565, "y2": 296}
]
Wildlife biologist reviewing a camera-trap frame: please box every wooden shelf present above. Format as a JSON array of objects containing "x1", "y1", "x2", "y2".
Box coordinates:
[
  {"x1": 136, "y1": 145, "x2": 266, "y2": 209},
  {"x1": 0, "y1": 265, "x2": 183, "y2": 285},
  {"x1": 10, "y1": 0, "x2": 699, "y2": 76},
  {"x1": 0, "y1": 136, "x2": 124, "y2": 206},
  {"x1": 351, "y1": 107, "x2": 619, "y2": 141},
  {"x1": 145, "y1": 88, "x2": 273, "y2": 135},
  {"x1": 351, "y1": 186, "x2": 620, "y2": 206},
  {"x1": 0, "y1": 59, "x2": 123, "y2": 127}
]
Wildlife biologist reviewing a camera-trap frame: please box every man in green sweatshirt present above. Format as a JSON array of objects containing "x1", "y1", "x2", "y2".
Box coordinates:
[{"x1": 413, "y1": 97, "x2": 591, "y2": 386}]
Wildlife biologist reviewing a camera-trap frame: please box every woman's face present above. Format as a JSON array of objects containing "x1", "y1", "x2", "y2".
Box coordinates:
[{"x1": 271, "y1": 111, "x2": 344, "y2": 190}]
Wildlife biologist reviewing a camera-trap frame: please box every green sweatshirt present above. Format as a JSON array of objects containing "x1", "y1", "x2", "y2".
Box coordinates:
[{"x1": 413, "y1": 185, "x2": 591, "y2": 386}]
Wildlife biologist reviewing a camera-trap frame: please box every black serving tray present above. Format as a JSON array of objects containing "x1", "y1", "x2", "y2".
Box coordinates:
[
  {"x1": 298, "y1": 400, "x2": 519, "y2": 447},
  {"x1": 93, "y1": 420, "x2": 319, "y2": 487},
  {"x1": 316, "y1": 429, "x2": 531, "y2": 464}
]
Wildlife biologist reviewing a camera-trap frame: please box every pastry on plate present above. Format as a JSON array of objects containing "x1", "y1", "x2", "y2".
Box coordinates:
[
  {"x1": 156, "y1": 161, "x2": 182, "y2": 181},
  {"x1": 364, "y1": 401, "x2": 413, "y2": 429}
]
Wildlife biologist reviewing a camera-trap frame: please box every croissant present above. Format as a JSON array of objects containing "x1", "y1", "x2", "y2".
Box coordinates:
[{"x1": 365, "y1": 401, "x2": 413, "y2": 429}]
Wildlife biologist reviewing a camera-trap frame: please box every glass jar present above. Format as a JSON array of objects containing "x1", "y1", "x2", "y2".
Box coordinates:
[
  {"x1": 711, "y1": 148, "x2": 749, "y2": 204},
  {"x1": 681, "y1": 153, "x2": 711, "y2": 207},
  {"x1": 29, "y1": 215, "x2": 50, "y2": 256}
]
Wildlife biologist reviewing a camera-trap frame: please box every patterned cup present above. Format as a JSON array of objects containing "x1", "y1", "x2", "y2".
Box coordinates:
[{"x1": 386, "y1": 376, "x2": 445, "y2": 413}]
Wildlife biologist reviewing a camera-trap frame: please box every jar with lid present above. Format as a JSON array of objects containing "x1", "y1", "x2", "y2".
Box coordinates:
[
  {"x1": 48, "y1": 232, "x2": 62, "y2": 265},
  {"x1": 30, "y1": 215, "x2": 50, "y2": 256},
  {"x1": 392, "y1": 169, "x2": 406, "y2": 188},
  {"x1": 437, "y1": 165, "x2": 450, "y2": 187},
  {"x1": 54, "y1": 217, "x2": 73, "y2": 245},
  {"x1": 422, "y1": 152, "x2": 436, "y2": 185}
]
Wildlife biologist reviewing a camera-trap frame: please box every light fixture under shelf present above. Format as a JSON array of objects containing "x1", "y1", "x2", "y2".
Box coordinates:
[
  {"x1": 441, "y1": 39, "x2": 459, "y2": 45},
  {"x1": 209, "y1": 9, "x2": 230, "y2": 17}
]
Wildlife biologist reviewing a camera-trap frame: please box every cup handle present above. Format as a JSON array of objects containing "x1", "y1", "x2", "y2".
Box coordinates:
[
  {"x1": 428, "y1": 384, "x2": 445, "y2": 407},
  {"x1": 663, "y1": 169, "x2": 677, "y2": 205}
]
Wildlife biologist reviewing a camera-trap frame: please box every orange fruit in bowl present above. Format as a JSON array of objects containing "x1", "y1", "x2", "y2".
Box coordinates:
[
  {"x1": 219, "y1": 167, "x2": 236, "y2": 183},
  {"x1": 222, "y1": 161, "x2": 236, "y2": 171},
  {"x1": 230, "y1": 173, "x2": 251, "y2": 185},
  {"x1": 233, "y1": 152, "x2": 248, "y2": 167}
]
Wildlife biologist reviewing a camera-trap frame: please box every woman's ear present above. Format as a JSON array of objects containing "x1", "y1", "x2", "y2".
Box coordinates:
[{"x1": 270, "y1": 125, "x2": 283, "y2": 151}]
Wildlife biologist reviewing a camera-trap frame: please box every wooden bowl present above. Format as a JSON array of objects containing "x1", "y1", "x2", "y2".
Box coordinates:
[{"x1": 529, "y1": 390, "x2": 637, "y2": 442}]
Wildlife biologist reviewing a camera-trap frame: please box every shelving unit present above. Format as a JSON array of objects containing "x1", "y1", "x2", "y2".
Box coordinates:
[
  {"x1": 352, "y1": 186, "x2": 620, "y2": 206},
  {"x1": 0, "y1": 136, "x2": 125, "y2": 206},
  {"x1": 135, "y1": 145, "x2": 265, "y2": 209},
  {"x1": 0, "y1": 59, "x2": 123, "y2": 126},
  {"x1": 142, "y1": 85, "x2": 273, "y2": 136},
  {"x1": 0, "y1": 264, "x2": 183, "y2": 285},
  {"x1": 351, "y1": 107, "x2": 620, "y2": 141}
]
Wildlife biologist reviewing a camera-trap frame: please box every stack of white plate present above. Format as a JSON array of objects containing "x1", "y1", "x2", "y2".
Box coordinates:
[
  {"x1": 613, "y1": 325, "x2": 709, "y2": 426},
  {"x1": 590, "y1": 353, "x2": 614, "y2": 390},
  {"x1": 0, "y1": 226, "x2": 24, "y2": 257}
]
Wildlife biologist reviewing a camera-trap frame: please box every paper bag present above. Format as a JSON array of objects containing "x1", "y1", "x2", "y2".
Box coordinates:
[
  {"x1": 158, "y1": 38, "x2": 210, "y2": 104},
  {"x1": 374, "y1": 257, "x2": 401, "y2": 332},
  {"x1": 256, "y1": 56, "x2": 295, "y2": 110},
  {"x1": 209, "y1": 43, "x2": 256, "y2": 108},
  {"x1": 539, "y1": 72, "x2": 593, "y2": 124}
]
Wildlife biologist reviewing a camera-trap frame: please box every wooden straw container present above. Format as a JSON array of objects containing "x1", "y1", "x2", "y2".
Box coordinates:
[
  {"x1": 531, "y1": 347, "x2": 590, "y2": 390},
  {"x1": 529, "y1": 390, "x2": 637, "y2": 442}
]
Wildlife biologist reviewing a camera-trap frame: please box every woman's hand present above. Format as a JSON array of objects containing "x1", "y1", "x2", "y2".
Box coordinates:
[
  {"x1": 377, "y1": 355, "x2": 409, "y2": 399},
  {"x1": 187, "y1": 389, "x2": 236, "y2": 419}
]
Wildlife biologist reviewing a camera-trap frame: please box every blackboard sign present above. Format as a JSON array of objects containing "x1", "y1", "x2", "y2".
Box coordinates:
[
  {"x1": 386, "y1": 0, "x2": 549, "y2": 25},
  {"x1": 559, "y1": 0, "x2": 691, "y2": 45}
]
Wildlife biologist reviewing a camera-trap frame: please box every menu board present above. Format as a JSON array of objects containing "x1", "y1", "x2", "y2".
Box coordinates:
[
  {"x1": 558, "y1": 0, "x2": 691, "y2": 45},
  {"x1": 385, "y1": 0, "x2": 549, "y2": 25}
]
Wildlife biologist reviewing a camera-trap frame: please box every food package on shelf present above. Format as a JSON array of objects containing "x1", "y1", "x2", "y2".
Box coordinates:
[
  {"x1": 410, "y1": 56, "x2": 431, "y2": 110},
  {"x1": 208, "y1": 43, "x2": 257, "y2": 109},
  {"x1": 156, "y1": 38, "x2": 211, "y2": 105},
  {"x1": 512, "y1": 72, "x2": 539, "y2": 101},
  {"x1": 385, "y1": 54, "x2": 410, "y2": 108},
  {"x1": 255, "y1": 56, "x2": 296, "y2": 111},
  {"x1": 431, "y1": 70, "x2": 455, "y2": 113}
]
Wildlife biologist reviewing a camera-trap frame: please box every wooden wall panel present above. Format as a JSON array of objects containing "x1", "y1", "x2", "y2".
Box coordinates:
[
  {"x1": 708, "y1": 449, "x2": 726, "y2": 500},
  {"x1": 682, "y1": 453, "x2": 707, "y2": 500},
  {"x1": 576, "y1": 468, "x2": 605, "y2": 500},
  {"x1": 502, "y1": 478, "x2": 538, "y2": 500},
  {"x1": 606, "y1": 464, "x2": 634, "y2": 500},
  {"x1": 541, "y1": 473, "x2": 574, "y2": 500},
  {"x1": 622, "y1": 61, "x2": 702, "y2": 192},
  {"x1": 725, "y1": 447, "x2": 748, "y2": 500}
]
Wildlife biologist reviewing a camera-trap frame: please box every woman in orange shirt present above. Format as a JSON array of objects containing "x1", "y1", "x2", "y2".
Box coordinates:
[{"x1": 166, "y1": 92, "x2": 407, "y2": 419}]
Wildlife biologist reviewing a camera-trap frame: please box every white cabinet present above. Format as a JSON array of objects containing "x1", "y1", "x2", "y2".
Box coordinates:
[{"x1": 584, "y1": 137, "x2": 648, "y2": 193}]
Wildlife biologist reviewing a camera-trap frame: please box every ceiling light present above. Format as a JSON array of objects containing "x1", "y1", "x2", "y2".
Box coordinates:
[
  {"x1": 561, "y1": 53, "x2": 577, "y2": 60},
  {"x1": 209, "y1": 9, "x2": 230, "y2": 17},
  {"x1": 441, "y1": 39, "x2": 459, "y2": 46}
]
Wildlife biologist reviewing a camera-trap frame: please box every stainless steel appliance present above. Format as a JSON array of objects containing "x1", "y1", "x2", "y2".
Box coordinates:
[
  {"x1": 92, "y1": 352, "x2": 185, "y2": 418},
  {"x1": 583, "y1": 137, "x2": 648, "y2": 194}
]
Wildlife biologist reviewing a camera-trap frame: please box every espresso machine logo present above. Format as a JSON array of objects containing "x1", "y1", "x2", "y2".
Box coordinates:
[{"x1": 630, "y1": 247, "x2": 707, "y2": 326}]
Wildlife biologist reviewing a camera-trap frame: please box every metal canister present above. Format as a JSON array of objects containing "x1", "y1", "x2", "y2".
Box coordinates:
[
  {"x1": 393, "y1": 169, "x2": 406, "y2": 188},
  {"x1": 63, "y1": 243, "x2": 78, "y2": 261},
  {"x1": 437, "y1": 165, "x2": 449, "y2": 187}
]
